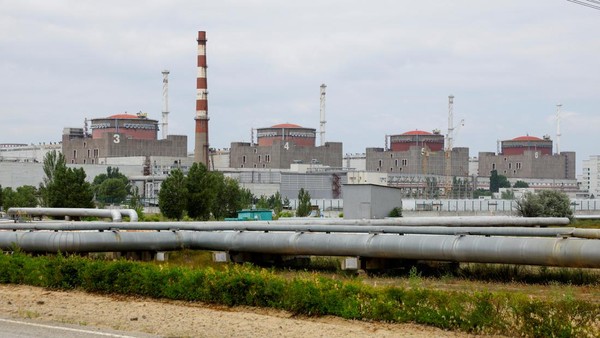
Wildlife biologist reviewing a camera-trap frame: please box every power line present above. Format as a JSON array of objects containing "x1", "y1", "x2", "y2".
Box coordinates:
[{"x1": 567, "y1": 0, "x2": 600, "y2": 10}]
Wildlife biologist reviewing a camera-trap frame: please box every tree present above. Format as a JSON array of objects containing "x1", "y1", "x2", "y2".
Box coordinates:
[
  {"x1": 40, "y1": 150, "x2": 66, "y2": 206},
  {"x1": 96, "y1": 178, "x2": 129, "y2": 205},
  {"x1": 255, "y1": 195, "x2": 270, "y2": 209},
  {"x1": 0, "y1": 184, "x2": 3, "y2": 210},
  {"x1": 128, "y1": 186, "x2": 145, "y2": 220},
  {"x1": 516, "y1": 190, "x2": 573, "y2": 219},
  {"x1": 186, "y1": 163, "x2": 219, "y2": 220},
  {"x1": 92, "y1": 167, "x2": 131, "y2": 204},
  {"x1": 271, "y1": 191, "x2": 284, "y2": 215},
  {"x1": 489, "y1": 170, "x2": 510, "y2": 193},
  {"x1": 1, "y1": 187, "x2": 16, "y2": 210},
  {"x1": 296, "y1": 188, "x2": 312, "y2": 217},
  {"x1": 158, "y1": 169, "x2": 188, "y2": 220},
  {"x1": 513, "y1": 180, "x2": 529, "y2": 188},
  {"x1": 238, "y1": 188, "x2": 254, "y2": 210},
  {"x1": 46, "y1": 166, "x2": 94, "y2": 208},
  {"x1": 213, "y1": 177, "x2": 245, "y2": 219}
]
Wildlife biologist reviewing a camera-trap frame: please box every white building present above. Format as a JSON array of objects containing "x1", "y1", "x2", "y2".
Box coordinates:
[
  {"x1": 0, "y1": 143, "x2": 62, "y2": 163},
  {"x1": 581, "y1": 155, "x2": 600, "y2": 198}
]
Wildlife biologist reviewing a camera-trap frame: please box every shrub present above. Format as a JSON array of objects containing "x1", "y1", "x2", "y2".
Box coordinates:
[
  {"x1": 388, "y1": 207, "x2": 402, "y2": 217},
  {"x1": 515, "y1": 190, "x2": 573, "y2": 220},
  {"x1": 1, "y1": 252, "x2": 599, "y2": 337}
]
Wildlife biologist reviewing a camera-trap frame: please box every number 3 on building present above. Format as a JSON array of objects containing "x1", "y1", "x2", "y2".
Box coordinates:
[
  {"x1": 113, "y1": 134, "x2": 121, "y2": 144},
  {"x1": 283, "y1": 141, "x2": 289, "y2": 150}
]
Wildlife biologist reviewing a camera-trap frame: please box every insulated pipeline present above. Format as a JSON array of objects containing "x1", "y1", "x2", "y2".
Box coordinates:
[{"x1": 0, "y1": 230, "x2": 599, "y2": 268}]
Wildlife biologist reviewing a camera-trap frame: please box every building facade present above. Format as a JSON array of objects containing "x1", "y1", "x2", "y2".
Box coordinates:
[
  {"x1": 478, "y1": 135, "x2": 575, "y2": 180},
  {"x1": 229, "y1": 123, "x2": 343, "y2": 169},
  {"x1": 365, "y1": 130, "x2": 469, "y2": 176},
  {"x1": 581, "y1": 155, "x2": 600, "y2": 197},
  {"x1": 62, "y1": 113, "x2": 187, "y2": 165}
]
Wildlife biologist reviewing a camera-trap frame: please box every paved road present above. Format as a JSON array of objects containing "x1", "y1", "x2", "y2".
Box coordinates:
[{"x1": 0, "y1": 317, "x2": 158, "y2": 338}]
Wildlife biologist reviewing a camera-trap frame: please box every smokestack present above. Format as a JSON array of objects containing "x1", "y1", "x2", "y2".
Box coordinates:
[
  {"x1": 161, "y1": 70, "x2": 169, "y2": 139},
  {"x1": 194, "y1": 31, "x2": 209, "y2": 166}
]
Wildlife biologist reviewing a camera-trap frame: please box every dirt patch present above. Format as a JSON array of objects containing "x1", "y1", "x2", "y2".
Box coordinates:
[{"x1": 0, "y1": 284, "x2": 499, "y2": 337}]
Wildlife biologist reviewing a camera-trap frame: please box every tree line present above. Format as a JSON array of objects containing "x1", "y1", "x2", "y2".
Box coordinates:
[{"x1": 158, "y1": 163, "x2": 254, "y2": 220}]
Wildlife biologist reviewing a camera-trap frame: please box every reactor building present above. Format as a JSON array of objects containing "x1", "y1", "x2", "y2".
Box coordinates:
[
  {"x1": 365, "y1": 129, "x2": 469, "y2": 176},
  {"x1": 229, "y1": 123, "x2": 343, "y2": 169},
  {"x1": 478, "y1": 135, "x2": 575, "y2": 180},
  {"x1": 61, "y1": 112, "x2": 187, "y2": 165}
]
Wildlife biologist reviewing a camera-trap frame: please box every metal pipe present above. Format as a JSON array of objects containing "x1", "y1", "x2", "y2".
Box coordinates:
[
  {"x1": 1, "y1": 222, "x2": 598, "y2": 239},
  {"x1": 0, "y1": 230, "x2": 599, "y2": 268},
  {"x1": 0, "y1": 231, "x2": 187, "y2": 252},
  {"x1": 185, "y1": 232, "x2": 600, "y2": 268},
  {"x1": 5, "y1": 215, "x2": 569, "y2": 228},
  {"x1": 259, "y1": 216, "x2": 571, "y2": 227},
  {"x1": 118, "y1": 209, "x2": 138, "y2": 222},
  {"x1": 8, "y1": 208, "x2": 123, "y2": 222}
]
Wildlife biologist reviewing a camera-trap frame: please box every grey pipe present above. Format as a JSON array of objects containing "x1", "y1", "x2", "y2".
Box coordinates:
[
  {"x1": 118, "y1": 209, "x2": 138, "y2": 222},
  {"x1": 7, "y1": 208, "x2": 138, "y2": 222},
  {"x1": 0, "y1": 222, "x2": 598, "y2": 239},
  {"x1": 0, "y1": 231, "x2": 187, "y2": 252},
  {"x1": 186, "y1": 232, "x2": 600, "y2": 268},
  {"x1": 0, "y1": 230, "x2": 599, "y2": 268},
  {"x1": 243, "y1": 216, "x2": 571, "y2": 227}
]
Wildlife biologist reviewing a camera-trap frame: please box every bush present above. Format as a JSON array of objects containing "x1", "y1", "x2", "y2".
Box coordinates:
[
  {"x1": 388, "y1": 207, "x2": 402, "y2": 217},
  {"x1": 516, "y1": 190, "x2": 573, "y2": 219},
  {"x1": 1, "y1": 252, "x2": 599, "y2": 337}
]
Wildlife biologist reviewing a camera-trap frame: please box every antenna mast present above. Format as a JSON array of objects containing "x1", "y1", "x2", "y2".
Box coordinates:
[
  {"x1": 161, "y1": 70, "x2": 170, "y2": 139},
  {"x1": 319, "y1": 84, "x2": 327, "y2": 146}
]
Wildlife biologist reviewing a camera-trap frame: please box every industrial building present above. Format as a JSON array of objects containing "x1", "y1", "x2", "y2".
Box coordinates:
[
  {"x1": 581, "y1": 155, "x2": 600, "y2": 198},
  {"x1": 61, "y1": 112, "x2": 187, "y2": 166},
  {"x1": 366, "y1": 130, "x2": 469, "y2": 176},
  {"x1": 478, "y1": 135, "x2": 576, "y2": 180},
  {"x1": 229, "y1": 123, "x2": 343, "y2": 169},
  {"x1": 0, "y1": 142, "x2": 61, "y2": 163}
]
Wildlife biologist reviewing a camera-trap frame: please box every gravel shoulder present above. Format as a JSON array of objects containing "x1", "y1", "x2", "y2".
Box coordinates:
[{"x1": 0, "y1": 284, "x2": 499, "y2": 338}]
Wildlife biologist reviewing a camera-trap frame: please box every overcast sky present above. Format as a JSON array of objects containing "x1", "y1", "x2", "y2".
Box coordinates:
[{"x1": 2, "y1": 0, "x2": 599, "y2": 173}]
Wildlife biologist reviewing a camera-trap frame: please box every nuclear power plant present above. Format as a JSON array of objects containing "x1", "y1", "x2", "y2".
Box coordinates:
[{"x1": 0, "y1": 30, "x2": 592, "y2": 206}]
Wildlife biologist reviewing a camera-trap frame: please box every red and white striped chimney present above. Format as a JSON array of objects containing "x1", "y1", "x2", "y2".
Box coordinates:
[{"x1": 194, "y1": 31, "x2": 209, "y2": 166}]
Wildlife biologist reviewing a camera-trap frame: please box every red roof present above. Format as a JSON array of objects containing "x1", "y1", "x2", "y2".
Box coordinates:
[
  {"x1": 512, "y1": 136, "x2": 543, "y2": 141},
  {"x1": 271, "y1": 123, "x2": 303, "y2": 128},
  {"x1": 402, "y1": 130, "x2": 432, "y2": 136},
  {"x1": 108, "y1": 114, "x2": 140, "y2": 119}
]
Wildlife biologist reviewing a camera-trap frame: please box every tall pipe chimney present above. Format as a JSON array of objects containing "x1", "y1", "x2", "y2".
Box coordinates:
[
  {"x1": 319, "y1": 84, "x2": 327, "y2": 146},
  {"x1": 446, "y1": 95, "x2": 454, "y2": 151},
  {"x1": 194, "y1": 31, "x2": 209, "y2": 166},
  {"x1": 161, "y1": 70, "x2": 170, "y2": 139},
  {"x1": 556, "y1": 103, "x2": 562, "y2": 155}
]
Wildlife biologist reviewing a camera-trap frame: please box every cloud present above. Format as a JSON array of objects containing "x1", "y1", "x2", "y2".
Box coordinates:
[{"x1": 1, "y1": 0, "x2": 599, "y2": 168}]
